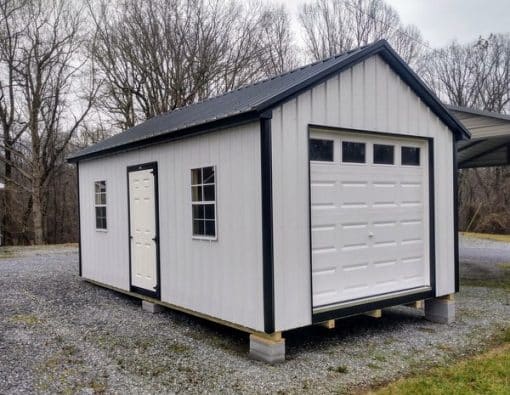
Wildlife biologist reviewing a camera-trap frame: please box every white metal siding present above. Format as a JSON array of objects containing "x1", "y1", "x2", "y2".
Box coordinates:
[
  {"x1": 272, "y1": 54, "x2": 455, "y2": 331},
  {"x1": 79, "y1": 122, "x2": 264, "y2": 331}
]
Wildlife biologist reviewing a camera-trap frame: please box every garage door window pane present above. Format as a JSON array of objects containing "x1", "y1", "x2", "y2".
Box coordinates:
[
  {"x1": 374, "y1": 144, "x2": 394, "y2": 165},
  {"x1": 402, "y1": 146, "x2": 420, "y2": 165},
  {"x1": 310, "y1": 139, "x2": 334, "y2": 161},
  {"x1": 342, "y1": 142, "x2": 365, "y2": 163}
]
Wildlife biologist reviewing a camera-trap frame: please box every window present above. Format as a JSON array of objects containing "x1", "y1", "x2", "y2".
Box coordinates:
[
  {"x1": 373, "y1": 144, "x2": 395, "y2": 165},
  {"x1": 94, "y1": 181, "x2": 107, "y2": 230},
  {"x1": 191, "y1": 166, "x2": 216, "y2": 238},
  {"x1": 402, "y1": 146, "x2": 421, "y2": 166},
  {"x1": 309, "y1": 138, "x2": 334, "y2": 161},
  {"x1": 342, "y1": 141, "x2": 366, "y2": 163}
]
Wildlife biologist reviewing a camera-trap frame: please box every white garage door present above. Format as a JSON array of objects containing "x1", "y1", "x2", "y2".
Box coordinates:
[{"x1": 310, "y1": 130, "x2": 431, "y2": 309}]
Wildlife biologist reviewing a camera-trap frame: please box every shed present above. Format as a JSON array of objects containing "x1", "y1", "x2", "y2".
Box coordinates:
[{"x1": 68, "y1": 40, "x2": 470, "y2": 363}]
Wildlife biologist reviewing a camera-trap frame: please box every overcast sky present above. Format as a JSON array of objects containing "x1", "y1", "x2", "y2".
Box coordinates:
[{"x1": 273, "y1": 0, "x2": 510, "y2": 48}]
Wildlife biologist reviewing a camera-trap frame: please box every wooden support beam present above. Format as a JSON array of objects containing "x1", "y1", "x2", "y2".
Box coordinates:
[
  {"x1": 252, "y1": 331, "x2": 283, "y2": 343},
  {"x1": 364, "y1": 309, "x2": 382, "y2": 318},
  {"x1": 320, "y1": 319, "x2": 335, "y2": 329},
  {"x1": 406, "y1": 300, "x2": 424, "y2": 309},
  {"x1": 441, "y1": 294, "x2": 455, "y2": 302}
]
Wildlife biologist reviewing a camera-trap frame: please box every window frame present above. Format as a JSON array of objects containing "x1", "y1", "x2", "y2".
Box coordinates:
[
  {"x1": 401, "y1": 146, "x2": 421, "y2": 166},
  {"x1": 341, "y1": 140, "x2": 367, "y2": 164},
  {"x1": 309, "y1": 138, "x2": 335, "y2": 162},
  {"x1": 94, "y1": 180, "x2": 107, "y2": 231},
  {"x1": 191, "y1": 166, "x2": 217, "y2": 241},
  {"x1": 373, "y1": 143, "x2": 395, "y2": 165}
]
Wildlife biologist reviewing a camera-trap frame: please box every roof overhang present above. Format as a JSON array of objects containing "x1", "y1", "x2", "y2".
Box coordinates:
[{"x1": 449, "y1": 106, "x2": 510, "y2": 168}]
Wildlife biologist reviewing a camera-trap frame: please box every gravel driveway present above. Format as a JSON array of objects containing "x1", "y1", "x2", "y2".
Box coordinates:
[{"x1": 0, "y1": 241, "x2": 509, "y2": 394}]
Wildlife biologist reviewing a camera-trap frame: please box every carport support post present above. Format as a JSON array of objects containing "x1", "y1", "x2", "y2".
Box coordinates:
[
  {"x1": 249, "y1": 332, "x2": 285, "y2": 363},
  {"x1": 424, "y1": 294, "x2": 455, "y2": 324}
]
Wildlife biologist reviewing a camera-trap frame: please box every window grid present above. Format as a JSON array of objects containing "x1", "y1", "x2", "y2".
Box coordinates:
[
  {"x1": 94, "y1": 181, "x2": 107, "y2": 230},
  {"x1": 191, "y1": 166, "x2": 216, "y2": 239}
]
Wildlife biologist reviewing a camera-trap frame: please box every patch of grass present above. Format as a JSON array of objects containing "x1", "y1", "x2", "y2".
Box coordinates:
[
  {"x1": 497, "y1": 262, "x2": 510, "y2": 270},
  {"x1": 0, "y1": 248, "x2": 17, "y2": 259},
  {"x1": 462, "y1": 278, "x2": 510, "y2": 291},
  {"x1": 373, "y1": 354, "x2": 387, "y2": 362},
  {"x1": 370, "y1": 343, "x2": 510, "y2": 395},
  {"x1": 329, "y1": 365, "x2": 348, "y2": 374},
  {"x1": 166, "y1": 342, "x2": 190, "y2": 354},
  {"x1": 461, "y1": 231, "x2": 510, "y2": 243},
  {"x1": 9, "y1": 314, "x2": 41, "y2": 325},
  {"x1": 437, "y1": 343, "x2": 454, "y2": 353}
]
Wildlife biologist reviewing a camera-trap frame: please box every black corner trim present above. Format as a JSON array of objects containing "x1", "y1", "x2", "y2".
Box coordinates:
[
  {"x1": 453, "y1": 143, "x2": 460, "y2": 292},
  {"x1": 428, "y1": 138, "x2": 437, "y2": 294},
  {"x1": 76, "y1": 163, "x2": 82, "y2": 277},
  {"x1": 127, "y1": 161, "x2": 161, "y2": 300},
  {"x1": 260, "y1": 114, "x2": 275, "y2": 334}
]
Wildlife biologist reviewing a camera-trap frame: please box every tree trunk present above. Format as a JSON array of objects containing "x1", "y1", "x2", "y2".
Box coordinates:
[
  {"x1": 32, "y1": 182, "x2": 44, "y2": 245},
  {"x1": 2, "y1": 181, "x2": 13, "y2": 245}
]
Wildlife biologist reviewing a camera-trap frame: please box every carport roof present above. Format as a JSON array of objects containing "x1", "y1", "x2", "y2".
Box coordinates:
[
  {"x1": 449, "y1": 106, "x2": 510, "y2": 168},
  {"x1": 68, "y1": 40, "x2": 469, "y2": 163}
]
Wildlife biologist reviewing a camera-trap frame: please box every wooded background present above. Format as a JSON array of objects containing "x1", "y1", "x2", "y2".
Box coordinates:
[{"x1": 0, "y1": 0, "x2": 509, "y2": 245}]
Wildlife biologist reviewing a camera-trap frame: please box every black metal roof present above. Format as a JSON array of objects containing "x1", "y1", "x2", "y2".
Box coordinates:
[{"x1": 69, "y1": 40, "x2": 470, "y2": 162}]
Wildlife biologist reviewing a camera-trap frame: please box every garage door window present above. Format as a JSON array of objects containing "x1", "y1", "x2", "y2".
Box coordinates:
[
  {"x1": 402, "y1": 146, "x2": 420, "y2": 166},
  {"x1": 310, "y1": 139, "x2": 334, "y2": 161},
  {"x1": 191, "y1": 166, "x2": 216, "y2": 239},
  {"x1": 374, "y1": 144, "x2": 394, "y2": 165},
  {"x1": 342, "y1": 141, "x2": 365, "y2": 163}
]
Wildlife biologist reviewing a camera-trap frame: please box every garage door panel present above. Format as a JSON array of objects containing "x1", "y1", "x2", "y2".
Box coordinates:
[
  {"x1": 311, "y1": 226, "x2": 336, "y2": 249},
  {"x1": 311, "y1": 181, "x2": 336, "y2": 206},
  {"x1": 311, "y1": 131, "x2": 431, "y2": 309}
]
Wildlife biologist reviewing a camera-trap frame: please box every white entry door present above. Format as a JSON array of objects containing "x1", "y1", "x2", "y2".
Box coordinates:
[
  {"x1": 310, "y1": 130, "x2": 431, "y2": 309},
  {"x1": 128, "y1": 165, "x2": 158, "y2": 295}
]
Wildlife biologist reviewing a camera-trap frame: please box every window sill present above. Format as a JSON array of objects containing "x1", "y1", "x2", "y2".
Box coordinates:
[
  {"x1": 192, "y1": 236, "x2": 217, "y2": 242},
  {"x1": 95, "y1": 229, "x2": 108, "y2": 233}
]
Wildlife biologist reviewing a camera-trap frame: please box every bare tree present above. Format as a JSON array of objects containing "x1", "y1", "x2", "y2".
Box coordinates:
[
  {"x1": 298, "y1": 0, "x2": 424, "y2": 65},
  {"x1": 420, "y1": 34, "x2": 510, "y2": 113},
  {"x1": 0, "y1": 0, "x2": 28, "y2": 244},
  {"x1": 0, "y1": 0, "x2": 97, "y2": 244},
  {"x1": 89, "y1": 0, "x2": 297, "y2": 131},
  {"x1": 423, "y1": 35, "x2": 510, "y2": 234},
  {"x1": 258, "y1": 4, "x2": 298, "y2": 77}
]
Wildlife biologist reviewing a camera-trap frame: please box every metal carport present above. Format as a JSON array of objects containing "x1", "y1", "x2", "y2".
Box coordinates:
[{"x1": 450, "y1": 105, "x2": 510, "y2": 168}]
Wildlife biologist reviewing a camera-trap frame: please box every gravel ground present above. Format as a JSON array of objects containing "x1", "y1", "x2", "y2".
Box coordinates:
[
  {"x1": 0, "y1": 240, "x2": 509, "y2": 394},
  {"x1": 460, "y1": 234, "x2": 510, "y2": 281}
]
